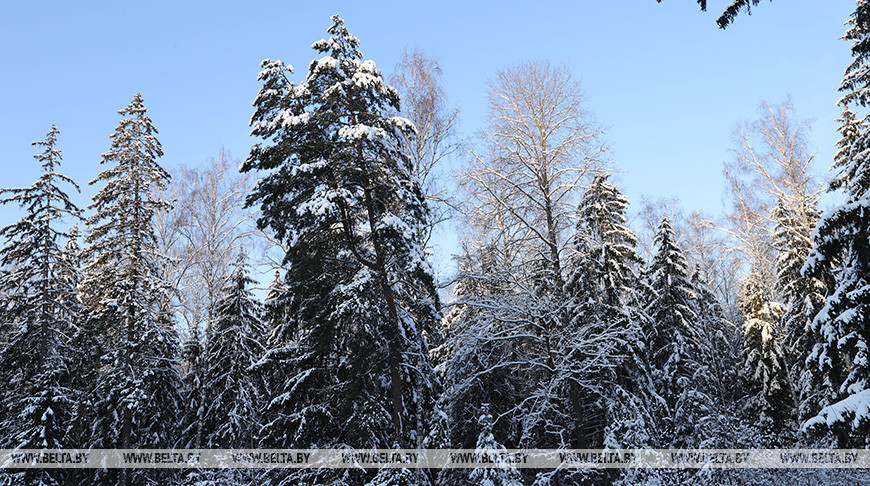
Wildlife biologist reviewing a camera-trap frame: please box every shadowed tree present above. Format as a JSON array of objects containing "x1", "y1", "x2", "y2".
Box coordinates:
[
  {"x1": 243, "y1": 15, "x2": 440, "y2": 485},
  {"x1": 0, "y1": 126, "x2": 82, "y2": 486},
  {"x1": 80, "y1": 94, "x2": 181, "y2": 486}
]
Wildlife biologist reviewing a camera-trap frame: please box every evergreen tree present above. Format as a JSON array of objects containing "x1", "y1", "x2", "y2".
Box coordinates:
[
  {"x1": 178, "y1": 327, "x2": 203, "y2": 448},
  {"x1": 0, "y1": 126, "x2": 82, "y2": 486},
  {"x1": 569, "y1": 175, "x2": 645, "y2": 307},
  {"x1": 739, "y1": 272, "x2": 793, "y2": 442},
  {"x1": 468, "y1": 406, "x2": 524, "y2": 486},
  {"x1": 188, "y1": 257, "x2": 265, "y2": 485},
  {"x1": 80, "y1": 94, "x2": 181, "y2": 486},
  {"x1": 564, "y1": 175, "x2": 659, "y2": 445},
  {"x1": 202, "y1": 256, "x2": 265, "y2": 447},
  {"x1": 54, "y1": 228, "x2": 83, "y2": 350},
  {"x1": 643, "y1": 217, "x2": 709, "y2": 448},
  {"x1": 58, "y1": 229, "x2": 101, "y2": 462},
  {"x1": 177, "y1": 320, "x2": 204, "y2": 486},
  {"x1": 803, "y1": 2, "x2": 870, "y2": 446},
  {"x1": 262, "y1": 269, "x2": 290, "y2": 339},
  {"x1": 243, "y1": 15, "x2": 440, "y2": 485},
  {"x1": 561, "y1": 176, "x2": 661, "y2": 485},
  {"x1": 771, "y1": 196, "x2": 828, "y2": 427}
]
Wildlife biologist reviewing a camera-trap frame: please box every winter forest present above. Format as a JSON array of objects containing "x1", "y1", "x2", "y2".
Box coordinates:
[{"x1": 3, "y1": 1, "x2": 870, "y2": 485}]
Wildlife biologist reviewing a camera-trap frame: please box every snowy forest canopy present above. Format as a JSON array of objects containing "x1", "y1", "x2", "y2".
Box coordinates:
[{"x1": 3, "y1": 5, "x2": 870, "y2": 486}]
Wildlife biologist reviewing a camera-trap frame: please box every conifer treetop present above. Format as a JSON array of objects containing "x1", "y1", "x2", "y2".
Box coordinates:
[
  {"x1": 0, "y1": 125, "x2": 82, "y2": 288},
  {"x1": 85, "y1": 94, "x2": 171, "y2": 268}
]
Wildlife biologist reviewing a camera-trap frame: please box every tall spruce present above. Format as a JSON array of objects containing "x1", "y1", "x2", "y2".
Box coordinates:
[
  {"x1": 201, "y1": 256, "x2": 265, "y2": 448},
  {"x1": 59, "y1": 229, "x2": 100, "y2": 457},
  {"x1": 562, "y1": 175, "x2": 660, "y2": 485},
  {"x1": 81, "y1": 94, "x2": 181, "y2": 486},
  {"x1": 738, "y1": 271, "x2": 793, "y2": 442},
  {"x1": 0, "y1": 126, "x2": 82, "y2": 486},
  {"x1": 188, "y1": 257, "x2": 265, "y2": 486},
  {"x1": 243, "y1": 15, "x2": 440, "y2": 485},
  {"x1": 643, "y1": 217, "x2": 708, "y2": 448},
  {"x1": 771, "y1": 196, "x2": 828, "y2": 427},
  {"x1": 569, "y1": 175, "x2": 645, "y2": 307},
  {"x1": 564, "y1": 176, "x2": 659, "y2": 449},
  {"x1": 262, "y1": 269, "x2": 290, "y2": 339},
  {"x1": 178, "y1": 323, "x2": 204, "y2": 445},
  {"x1": 803, "y1": 2, "x2": 870, "y2": 446}
]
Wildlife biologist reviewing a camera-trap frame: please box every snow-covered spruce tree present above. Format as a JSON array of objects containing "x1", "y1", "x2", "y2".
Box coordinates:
[
  {"x1": 770, "y1": 195, "x2": 829, "y2": 428},
  {"x1": 242, "y1": 15, "x2": 440, "y2": 485},
  {"x1": 738, "y1": 271, "x2": 794, "y2": 443},
  {"x1": 565, "y1": 176, "x2": 656, "y2": 448},
  {"x1": 803, "y1": 2, "x2": 870, "y2": 447},
  {"x1": 184, "y1": 256, "x2": 265, "y2": 486},
  {"x1": 262, "y1": 269, "x2": 290, "y2": 337},
  {"x1": 177, "y1": 322, "x2": 204, "y2": 486},
  {"x1": 689, "y1": 268, "x2": 742, "y2": 439},
  {"x1": 559, "y1": 175, "x2": 661, "y2": 486},
  {"x1": 54, "y1": 228, "x2": 83, "y2": 352},
  {"x1": 53, "y1": 230, "x2": 111, "y2": 486},
  {"x1": 205, "y1": 260, "x2": 264, "y2": 440},
  {"x1": 642, "y1": 217, "x2": 710, "y2": 449},
  {"x1": 0, "y1": 126, "x2": 82, "y2": 486},
  {"x1": 466, "y1": 406, "x2": 524, "y2": 486},
  {"x1": 54, "y1": 229, "x2": 99, "y2": 457},
  {"x1": 570, "y1": 175, "x2": 645, "y2": 308},
  {"x1": 80, "y1": 94, "x2": 181, "y2": 486},
  {"x1": 178, "y1": 324, "x2": 203, "y2": 443}
]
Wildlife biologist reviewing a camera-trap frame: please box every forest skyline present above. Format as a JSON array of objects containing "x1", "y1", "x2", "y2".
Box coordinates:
[{"x1": 0, "y1": 1, "x2": 855, "y2": 281}]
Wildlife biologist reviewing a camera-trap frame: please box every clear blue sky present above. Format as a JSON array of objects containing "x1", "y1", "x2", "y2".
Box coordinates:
[{"x1": 0, "y1": 0, "x2": 856, "y2": 279}]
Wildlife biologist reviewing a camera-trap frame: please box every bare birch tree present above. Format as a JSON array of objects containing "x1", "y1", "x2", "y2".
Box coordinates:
[
  {"x1": 722, "y1": 99, "x2": 820, "y2": 292},
  {"x1": 391, "y1": 48, "x2": 461, "y2": 243},
  {"x1": 718, "y1": 100, "x2": 827, "y2": 433},
  {"x1": 460, "y1": 60, "x2": 607, "y2": 287},
  {"x1": 154, "y1": 148, "x2": 257, "y2": 335}
]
